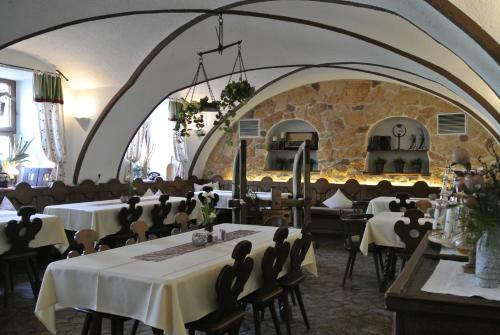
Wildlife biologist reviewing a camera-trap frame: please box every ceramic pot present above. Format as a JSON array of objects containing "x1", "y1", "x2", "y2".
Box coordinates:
[{"x1": 475, "y1": 229, "x2": 500, "y2": 288}]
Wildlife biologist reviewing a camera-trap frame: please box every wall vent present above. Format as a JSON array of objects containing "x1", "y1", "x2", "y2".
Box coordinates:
[
  {"x1": 239, "y1": 119, "x2": 260, "y2": 138},
  {"x1": 437, "y1": 113, "x2": 467, "y2": 135}
]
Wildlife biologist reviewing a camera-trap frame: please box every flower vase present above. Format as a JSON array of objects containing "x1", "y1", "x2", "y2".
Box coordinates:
[{"x1": 475, "y1": 230, "x2": 500, "y2": 288}]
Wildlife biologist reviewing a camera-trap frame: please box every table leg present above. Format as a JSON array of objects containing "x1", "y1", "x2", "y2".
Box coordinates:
[{"x1": 379, "y1": 248, "x2": 396, "y2": 292}]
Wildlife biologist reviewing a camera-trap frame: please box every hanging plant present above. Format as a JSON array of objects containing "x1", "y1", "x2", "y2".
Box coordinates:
[
  {"x1": 215, "y1": 79, "x2": 255, "y2": 144},
  {"x1": 173, "y1": 97, "x2": 210, "y2": 139}
]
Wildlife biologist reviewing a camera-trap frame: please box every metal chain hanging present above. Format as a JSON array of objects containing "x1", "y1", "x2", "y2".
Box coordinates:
[
  {"x1": 184, "y1": 55, "x2": 217, "y2": 104},
  {"x1": 227, "y1": 42, "x2": 248, "y2": 84}
]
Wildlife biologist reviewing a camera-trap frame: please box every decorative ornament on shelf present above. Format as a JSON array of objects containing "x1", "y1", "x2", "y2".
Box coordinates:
[{"x1": 392, "y1": 123, "x2": 407, "y2": 150}]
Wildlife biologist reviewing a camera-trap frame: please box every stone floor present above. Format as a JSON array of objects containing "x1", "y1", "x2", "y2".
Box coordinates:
[{"x1": 0, "y1": 236, "x2": 392, "y2": 334}]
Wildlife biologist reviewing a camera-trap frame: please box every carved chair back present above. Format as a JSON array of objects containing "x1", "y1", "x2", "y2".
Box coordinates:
[
  {"x1": 287, "y1": 233, "x2": 312, "y2": 281},
  {"x1": 130, "y1": 220, "x2": 148, "y2": 243},
  {"x1": 4, "y1": 206, "x2": 42, "y2": 255},
  {"x1": 74, "y1": 229, "x2": 99, "y2": 255},
  {"x1": 389, "y1": 193, "x2": 416, "y2": 212},
  {"x1": 150, "y1": 194, "x2": 171, "y2": 228},
  {"x1": 415, "y1": 200, "x2": 432, "y2": 214},
  {"x1": 261, "y1": 227, "x2": 290, "y2": 288},
  {"x1": 117, "y1": 196, "x2": 143, "y2": 234},
  {"x1": 340, "y1": 215, "x2": 368, "y2": 250},
  {"x1": 214, "y1": 240, "x2": 253, "y2": 319},
  {"x1": 394, "y1": 209, "x2": 432, "y2": 254},
  {"x1": 197, "y1": 186, "x2": 220, "y2": 208}
]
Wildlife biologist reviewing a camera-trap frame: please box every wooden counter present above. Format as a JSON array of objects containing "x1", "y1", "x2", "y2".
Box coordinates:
[{"x1": 385, "y1": 232, "x2": 500, "y2": 335}]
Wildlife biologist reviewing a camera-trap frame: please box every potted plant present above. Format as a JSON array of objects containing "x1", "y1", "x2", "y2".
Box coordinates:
[
  {"x1": 1, "y1": 136, "x2": 33, "y2": 184},
  {"x1": 374, "y1": 157, "x2": 386, "y2": 173},
  {"x1": 393, "y1": 157, "x2": 406, "y2": 173},
  {"x1": 459, "y1": 140, "x2": 500, "y2": 288},
  {"x1": 410, "y1": 158, "x2": 423, "y2": 173},
  {"x1": 174, "y1": 97, "x2": 207, "y2": 138},
  {"x1": 216, "y1": 79, "x2": 255, "y2": 144}
]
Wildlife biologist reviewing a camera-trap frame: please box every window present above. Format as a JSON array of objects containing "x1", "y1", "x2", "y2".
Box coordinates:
[{"x1": 0, "y1": 78, "x2": 16, "y2": 160}]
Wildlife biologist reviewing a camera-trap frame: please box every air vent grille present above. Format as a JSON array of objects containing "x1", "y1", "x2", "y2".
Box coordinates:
[
  {"x1": 239, "y1": 119, "x2": 260, "y2": 138},
  {"x1": 438, "y1": 113, "x2": 466, "y2": 135}
]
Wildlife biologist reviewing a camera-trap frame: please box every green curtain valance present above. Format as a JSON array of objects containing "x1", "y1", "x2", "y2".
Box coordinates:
[{"x1": 33, "y1": 72, "x2": 64, "y2": 104}]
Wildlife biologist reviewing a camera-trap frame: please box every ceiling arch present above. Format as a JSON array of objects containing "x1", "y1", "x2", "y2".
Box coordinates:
[
  {"x1": 190, "y1": 63, "x2": 499, "y2": 177},
  {"x1": 0, "y1": 1, "x2": 497, "y2": 183}
]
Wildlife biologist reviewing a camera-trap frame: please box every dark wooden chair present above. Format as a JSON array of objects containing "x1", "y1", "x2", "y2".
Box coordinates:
[
  {"x1": 100, "y1": 197, "x2": 142, "y2": 248},
  {"x1": 394, "y1": 209, "x2": 433, "y2": 269},
  {"x1": 243, "y1": 227, "x2": 291, "y2": 335},
  {"x1": 389, "y1": 193, "x2": 416, "y2": 212},
  {"x1": 172, "y1": 192, "x2": 198, "y2": 234},
  {"x1": 185, "y1": 240, "x2": 254, "y2": 335},
  {"x1": 279, "y1": 233, "x2": 312, "y2": 330},
  {"x1": 0, "y1": 206, "x2": 42, "y2": 307},
  {"x1": 340, "y1": 213, "x2": 383, "y2": 287},
  {"x1": 197, "y1": 186, "x2": 220, "y2": 208},
  {"x1": 147, "y1": 194, "x2": 172, "y2": 238}
]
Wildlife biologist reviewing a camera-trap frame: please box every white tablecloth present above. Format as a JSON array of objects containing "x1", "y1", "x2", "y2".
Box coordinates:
[
  {"x1": 422, "y1": 260, "x2": 500, "y2": 301},
  {"x1": 195, "y1": 190, "x2": 291, "y2": 209},
  {"x1": 360, "y1": 212, "x2": 432, "y2": 255},
  {"x1": 366, "y1": 196, "x2": 434, "y2": 215},
  {"x1": 0, "y1": 212, "x2": 69, "y2": 255},
  {"x1": 35, "y1": 224, "x2": 317, "y2": 335},
  {"x1": 44, "y1": 196, "x2": 202, "y2": 238}
]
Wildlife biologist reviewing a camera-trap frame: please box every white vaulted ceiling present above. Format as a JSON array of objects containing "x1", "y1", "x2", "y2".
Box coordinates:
[{"x1": 0, "y1": 0, "x2": 497, "y2": 183}]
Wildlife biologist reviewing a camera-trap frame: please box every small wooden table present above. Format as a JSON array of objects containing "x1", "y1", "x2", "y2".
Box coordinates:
[{"x1": 385, "y1": 232, "x2": 500, "y2": 335}]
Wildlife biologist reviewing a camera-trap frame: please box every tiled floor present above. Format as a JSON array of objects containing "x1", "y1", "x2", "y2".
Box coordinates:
[{"x1": 0, "y1": 236, "x2": 392, "y2": 334}]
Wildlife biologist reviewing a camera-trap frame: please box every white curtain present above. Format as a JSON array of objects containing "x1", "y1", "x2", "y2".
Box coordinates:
[
  {"x1": 125, "y1": 124, "x2": 146, "y2": 177},
  {"x1": 173, "y1": 132, "x2": 188, "y2": 179},
  {"x1": 36, "y1": 102, "x2": 66, "y2": 180}
]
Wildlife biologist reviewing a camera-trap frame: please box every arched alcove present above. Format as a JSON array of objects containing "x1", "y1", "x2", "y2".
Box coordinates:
[
  {"x1": 365, "y1": 117, "x2": 430, "y2": 175},
  {"x1": 264, "y1": 119, "x2": 318, "y2": 171}
]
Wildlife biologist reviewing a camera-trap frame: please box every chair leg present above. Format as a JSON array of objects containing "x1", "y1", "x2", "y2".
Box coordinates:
[
  {"x1": 130, "y1": 319, "x2": 139, "y2": 335},
  {"x1": 268, "y1": 302, "x2": 282, "y2": 335},
  {"x1": 342, "y1": 251, "x2": 354, "y2": 287},
  {"x1": 89, "y1": 313, "x2": 102, "y2": 335},
  {"x1": 349, "y1": 251, "x2": 357, "y2": 279},
  {"x1": 290, "y1": 288, "x2": 297, "y2": 306},
  {"x1": 252, "y1": 304, "x2": 262, "y2": 335},
  {"x1": 81, "y1": 314, "x2": 92, "y2": 335},
  {"x1": 8, "y1": 264, "x2": 14, "y2": 292},
  {"x1": 372, "y1": 251, "x2": 381, "y2": 285},
  {"x1": 28, "y1": 257, "x2": 41, "y2": 295},
  {"x1": 188, "y1": 329, "x2": 195, "y2": 335},
  {"x1": 281, "y1": 292, "x2": 292, "y2": 335},
  {"x1": 24, "y1": 259, "x2": 38, "y2": 298},
  {"x1": 1, "y1": 262, "x2": 10, "y2": 308},
  {"x1": 294, "y1": 286, "x2": 310, "y2": 329},
  {"x1": 111, "y1": 319, "x2": 124, "y2": 335}
]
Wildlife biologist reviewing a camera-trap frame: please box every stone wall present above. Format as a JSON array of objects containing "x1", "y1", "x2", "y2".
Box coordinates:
[{"x1": 203, "y1": 80, "x2": 498, "y2": 186}]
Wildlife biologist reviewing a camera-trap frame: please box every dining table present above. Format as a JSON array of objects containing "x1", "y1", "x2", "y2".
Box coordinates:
[
  {"x1": 0, "y1": 210, "x2": 69, "y2": 255},
  {"x1": 366, "y1": 196, "x2": 436, "y2": 215},
  {"x1": 195, "y1": 190, "x2": 292, "y2": 209},
  {"x1": 43, "y1": 195, "x2": 203, "y2": 238},
  {"x1": 34, "y1": 223, "x2": 317, "y2": 335}
]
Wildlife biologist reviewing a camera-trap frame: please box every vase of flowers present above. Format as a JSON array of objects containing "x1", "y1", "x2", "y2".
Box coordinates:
[
  {"x1": 457, "y1": 140, "x2": 500, "y2": 288},
  {"x1": 200, "y1": 190, "x2": 217, "y2": 242}
]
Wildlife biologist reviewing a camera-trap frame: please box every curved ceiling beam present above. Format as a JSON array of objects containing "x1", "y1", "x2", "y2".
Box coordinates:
[
  {"x1": 425, "y1": 0, "x2": 499, "y2": 63},
  {"x1": 72, "y1": 8, "x2": 499, "y2": 183},
  {"x1": 188, "y1": 62, "x2": 500, "y2": 177}
]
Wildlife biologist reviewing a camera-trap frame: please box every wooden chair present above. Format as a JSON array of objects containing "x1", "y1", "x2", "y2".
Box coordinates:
[
  {"x1": 0, "y1": 206, "x2": 42, "y2": 307},
  {"x1": 415, "y1": 200, "x2": 432, "y2": 214},
  {"x1": 103, "y1": 197, "x2": 142, "y2": 248},
  {"x1": 394, "y1": 209, "x2": 433, "y2": 267},
  {"x1": 279, "y1": 233, "x2": 312, "y2": 329},
  {"x1": 197, "y1": 186, "x2": 220, "y2": 208},
  {"x1": 340, "y1": 213, "x2": 382, "y2": 287},
  {"x1": 185, "y1": 240, "x2": 254, "y2": 335},
  {"x1": 68, "y1": 229, "x2": 134, "y2": 335},
  {"x1": 126, "y1": 220, "x2": 157, "y2": 245},
  {"x1": 389, "y1": 193, "x2": 416, "y2": 212},
  {"x1": 243, "y1": 227, "x2": 291, "y2": 335},
  {"x1": 147, "y1": 194, "x2": 172, "y2": 238},
  {"x1": 173, "y1": 192, "x2": 197, "y2": 233},
  {"x1": 262, "y1": 209, "x2": 292, "y2": 227}
]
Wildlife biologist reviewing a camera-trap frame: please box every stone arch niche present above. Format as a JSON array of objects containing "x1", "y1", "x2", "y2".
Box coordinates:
[
  {"x1": 264, "y1": 119, "x2": 319, "y2": 171},
  {"x1": 365, "y1": 117, "x2": 430, "y2": 175}
]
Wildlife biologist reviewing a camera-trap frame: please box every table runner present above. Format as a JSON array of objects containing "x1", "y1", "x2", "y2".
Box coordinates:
[
  {"x1": 422, "y1": 260, "x2": 500, "y2": 301},
  {"x1": 35, "y1": 224, "x2": 317, "y2": 335},
  {"x1": 135, "y1": 230, "x2": 258, "y2": 262}
]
